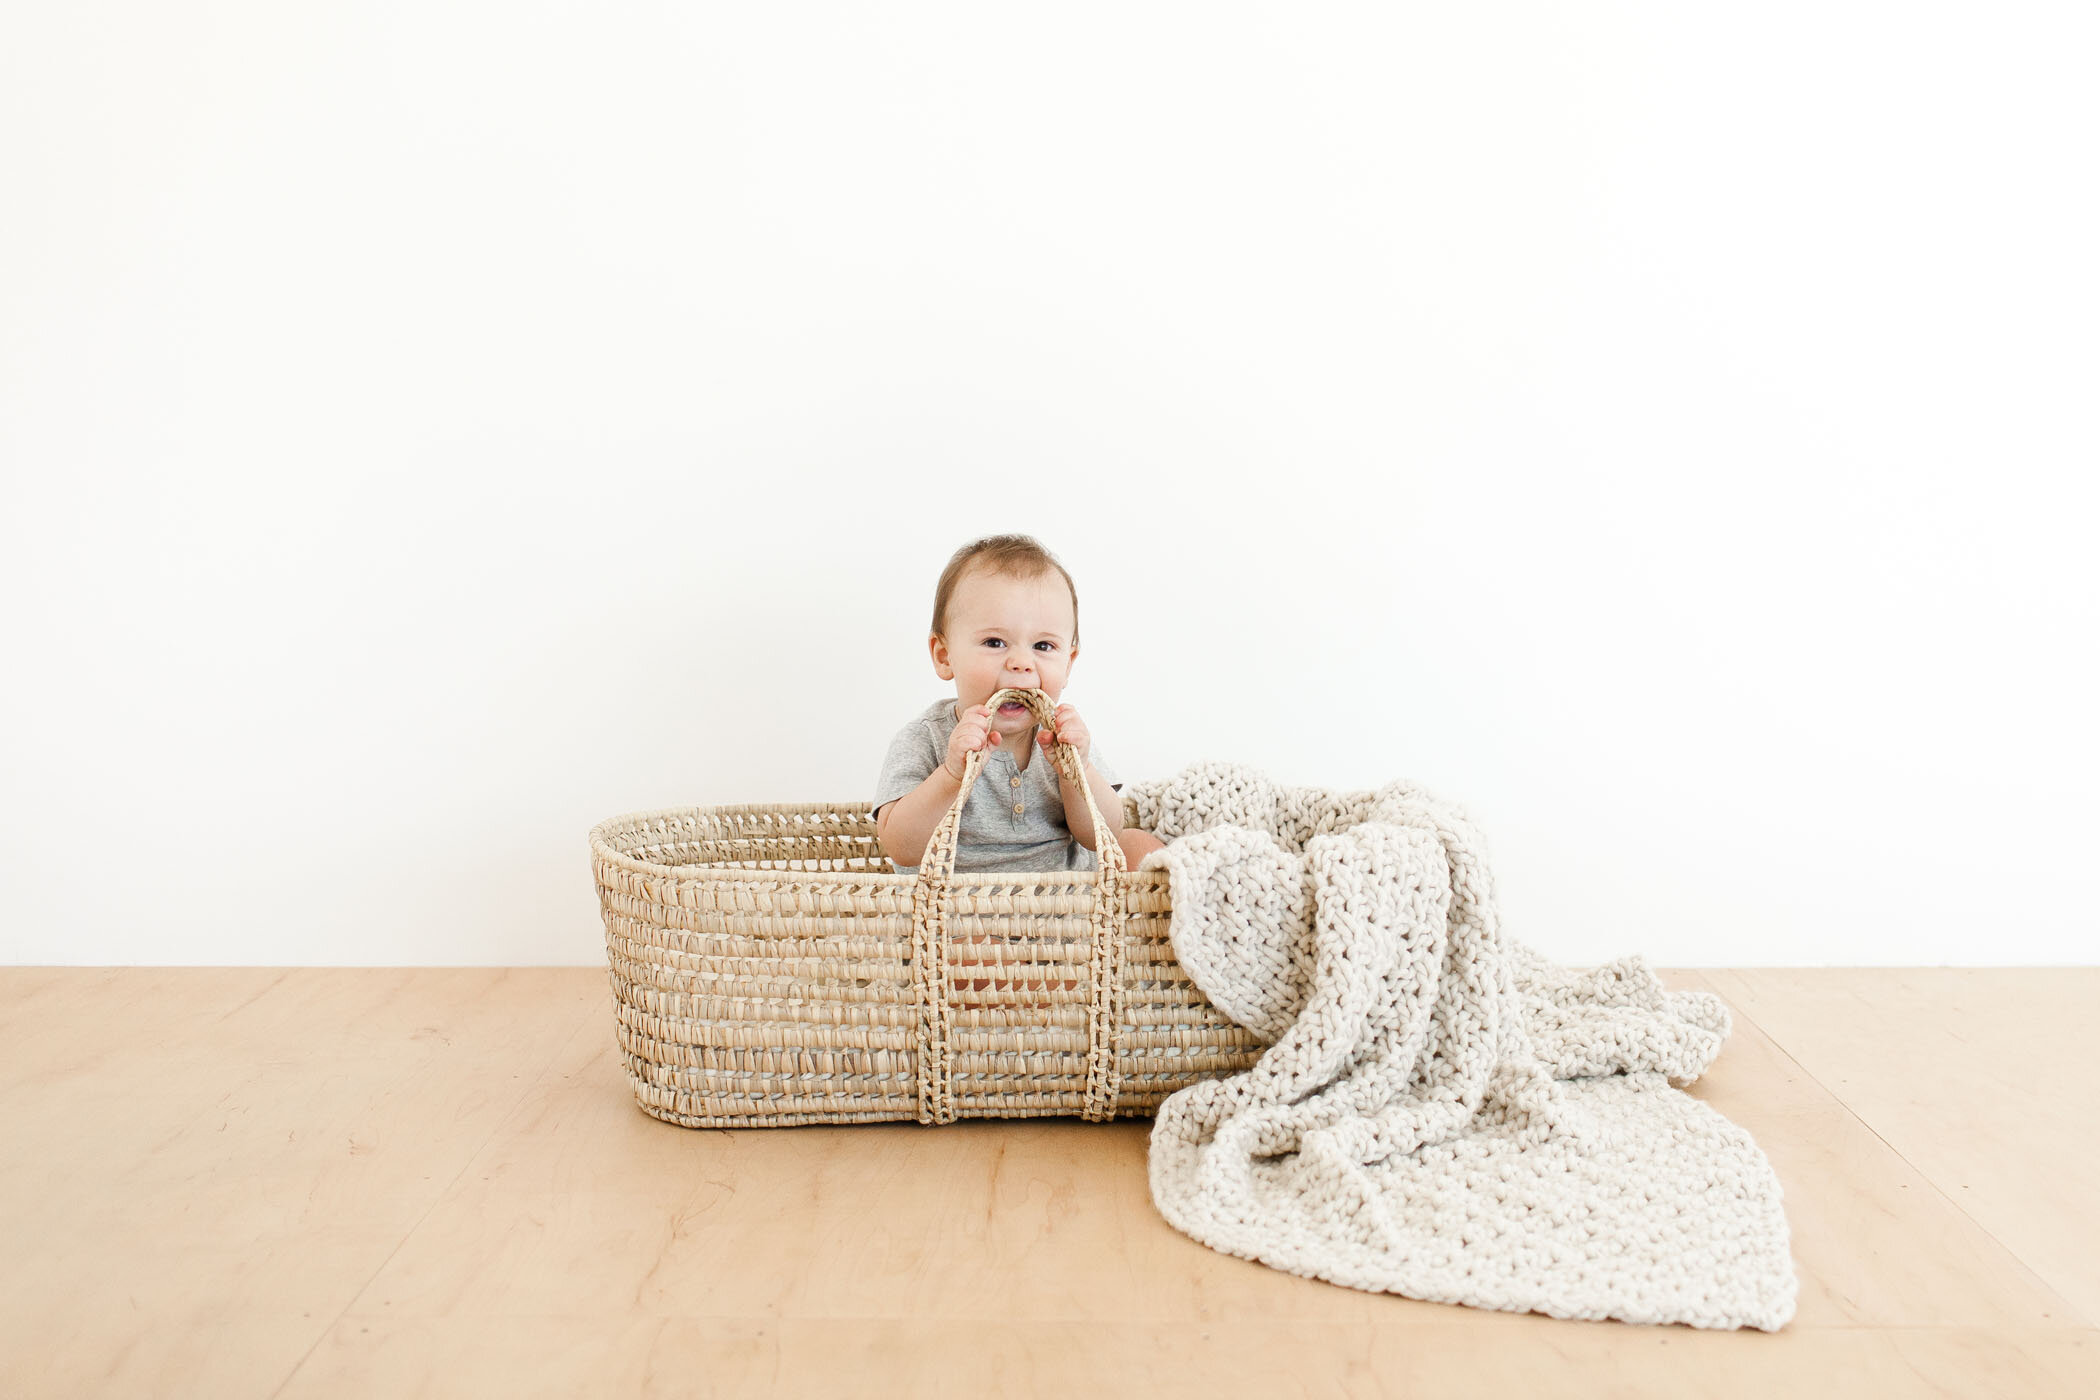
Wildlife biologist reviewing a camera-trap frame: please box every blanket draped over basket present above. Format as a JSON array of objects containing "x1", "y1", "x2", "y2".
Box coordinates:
[{"x1": 1121, "y1": 760, "x2": 1801, "y2": 1332}]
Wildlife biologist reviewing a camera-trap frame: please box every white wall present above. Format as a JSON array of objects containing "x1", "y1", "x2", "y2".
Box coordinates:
[{"x1": 3, "y1": 4, "x2": 2092, "y2": 967}]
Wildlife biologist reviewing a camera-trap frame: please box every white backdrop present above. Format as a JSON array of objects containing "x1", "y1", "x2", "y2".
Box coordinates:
[{"x1": 3, "y1": 4, "x2": 2093, "y2": 966}]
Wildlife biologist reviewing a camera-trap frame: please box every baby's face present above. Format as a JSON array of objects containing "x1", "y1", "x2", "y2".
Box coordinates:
[{"x1": 930, "y1": 567, "x2": 1078, "y2": 736}]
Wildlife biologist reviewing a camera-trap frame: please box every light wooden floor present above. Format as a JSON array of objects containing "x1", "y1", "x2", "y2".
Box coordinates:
[{"x1": 2, "y1": 968, "x2": 2094, "y2": 1398}]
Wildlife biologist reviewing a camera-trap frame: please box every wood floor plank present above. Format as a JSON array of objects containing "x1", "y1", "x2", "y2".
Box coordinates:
[
  {"x1": 320, "y1": 970, "x2": 2074, "y2": 1339},
  {"x1": 277, "y1": 1317, "x2": 2100, "y2": 1400},
  {"x1": 331, "y1": 994, "x2": 1502, "y2": 1330},
  {"x1": 1701, "y1": 968, "x2": 2100, "y2": 1328},
  {"x1": 0, "y1": 968, "x2": 601, "y2": 1400},
  {"x1": 8, "y1": 966, "x2": 2095, "y2": 1399},
  {"x1": 0, "y1": 967, "x2": 294, "y2": 1096},
  {"x1": 1669, "y1": 971, "x2": 2079, "y2": 1330}
]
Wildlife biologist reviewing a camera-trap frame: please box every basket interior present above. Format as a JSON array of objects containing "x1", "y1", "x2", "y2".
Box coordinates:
[
  {"x1": 597, "y1": 804, "x2": 883, "y2": 873},
  {"x1": 596, "y1": 798, "x2": 1147, "y2": 877}
]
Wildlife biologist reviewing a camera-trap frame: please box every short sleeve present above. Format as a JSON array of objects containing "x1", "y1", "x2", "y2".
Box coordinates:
[{"x1": 870, "y1": 720, "x2": 941, "y2": 822}]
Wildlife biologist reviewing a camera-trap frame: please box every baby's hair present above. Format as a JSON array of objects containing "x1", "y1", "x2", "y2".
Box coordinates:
[{"x1": 932, "y1": 534, "x2": 1081, "y2": 651}]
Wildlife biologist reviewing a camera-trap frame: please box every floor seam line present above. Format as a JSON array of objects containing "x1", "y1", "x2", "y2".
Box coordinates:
[{"x1": 1695, "y1": 967, "x2": 2093, "y2": 1330}]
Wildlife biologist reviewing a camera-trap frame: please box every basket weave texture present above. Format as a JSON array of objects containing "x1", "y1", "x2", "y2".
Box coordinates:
[{"x1": 590, "y1": 687, "x2": 1264, "y2": 1128}]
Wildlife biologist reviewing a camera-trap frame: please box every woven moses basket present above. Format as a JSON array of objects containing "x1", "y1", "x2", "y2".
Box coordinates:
[{"x1": 590, "y1": 686, "x2": 1265, "y2": 1128}]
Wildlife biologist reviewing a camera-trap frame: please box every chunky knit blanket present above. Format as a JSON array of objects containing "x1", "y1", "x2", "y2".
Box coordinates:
[{"x1": 1120, "y1": 762, "x2": 1800, "y2": 1331}]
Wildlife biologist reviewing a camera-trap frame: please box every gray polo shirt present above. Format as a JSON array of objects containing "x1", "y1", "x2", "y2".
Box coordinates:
[{"x1": 870, "y1": 695, "x2": 1122, "y2": 875}]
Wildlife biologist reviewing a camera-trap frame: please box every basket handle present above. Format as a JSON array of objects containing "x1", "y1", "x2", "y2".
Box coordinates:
[
  {"x1": 923, "y1": 688, "x2": 1126, "y2": 884},
  {"x1": 909, "y1": 686, "x2": 1128, "y2": 1125}
]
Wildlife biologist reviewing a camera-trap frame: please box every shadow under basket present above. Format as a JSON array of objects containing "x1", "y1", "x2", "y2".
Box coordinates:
[{"x1": 588, "y1": 688, "x2": 1264, "y2": 1129}]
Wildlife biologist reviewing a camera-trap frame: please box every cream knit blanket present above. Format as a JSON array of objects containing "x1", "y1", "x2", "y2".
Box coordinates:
[{"x1": 1121, "y1": 762, "x2": 1800, "y2": 1331}]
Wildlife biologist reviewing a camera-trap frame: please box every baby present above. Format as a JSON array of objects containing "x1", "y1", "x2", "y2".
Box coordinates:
[{"x1": 871, "y1": 534, "x2": 1169, "y2": 881}]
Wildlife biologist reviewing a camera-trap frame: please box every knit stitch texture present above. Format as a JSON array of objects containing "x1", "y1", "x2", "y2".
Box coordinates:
[{"x1": 1122, "y1": 761, "x2": 1800, "y2": 1331}]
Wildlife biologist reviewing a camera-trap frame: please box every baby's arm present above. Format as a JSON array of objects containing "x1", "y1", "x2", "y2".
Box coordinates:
[
  {"x1": 875, "y1": 766, "x2": 963, "y2": 868},
  {"x1": 1037, "y1": 704, "x2": 1123, "y2": 851},
  {"x1": 877, "y1": 705, "x2": 1003, "y2": 867},
  {"x1": 1057, "y1": 756, "x2": 1124, "y2": 851}
]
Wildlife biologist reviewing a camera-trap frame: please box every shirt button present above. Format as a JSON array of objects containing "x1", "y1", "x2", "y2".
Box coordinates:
[
  {"x1": 1009, "y1": 777, "x2": 1021, "y2": 788},
  {"x1": 1012, "y1": 803, "x2": 1024, "y2": 815}
]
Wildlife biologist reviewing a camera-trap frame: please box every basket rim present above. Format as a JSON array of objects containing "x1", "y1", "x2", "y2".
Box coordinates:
[{"x1": 588, "y1": 802, "x2": 1164, "y2": 889}]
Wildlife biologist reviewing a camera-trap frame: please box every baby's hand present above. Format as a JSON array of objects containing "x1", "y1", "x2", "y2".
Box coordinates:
[
  {"x1": 944, "y1": 705, "x2": 1003, "y2": 780},
  {"x1": 1035, "y1": 704, "x2": 1091, "y2": 762}
]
